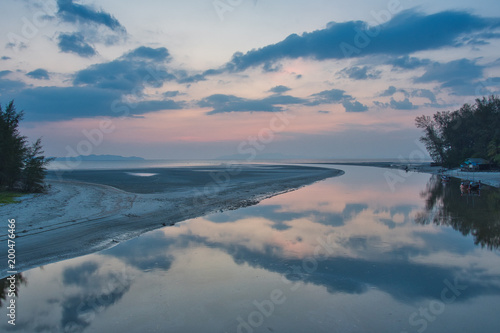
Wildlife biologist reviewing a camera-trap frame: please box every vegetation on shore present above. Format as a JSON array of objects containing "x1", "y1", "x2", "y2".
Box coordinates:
[
  {"x1": 0, "y1": 192, "x2": 24, "y2": 205},
  {"x1": 0, "y1": 100, "x2": 53, "y2": 194},
  {"x1": 415, "y1": 96, "x2": 500, "y2": 168}
]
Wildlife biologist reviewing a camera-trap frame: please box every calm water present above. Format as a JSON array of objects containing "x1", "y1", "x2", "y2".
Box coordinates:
[{"x1": 2, "y1": 165, "x2": 500, "y2": 332}]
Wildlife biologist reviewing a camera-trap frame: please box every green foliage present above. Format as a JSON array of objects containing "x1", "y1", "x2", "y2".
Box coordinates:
[
  {"x1": 0, "y1": 101, "x2": 27, "y2": 189},
  {"x1": 415, "y1": 96, "x2": 500, "y2": 167},
  {"x1": 487, "y1": 139, "x2": 500, "y2": 164},
  {"x1": 0, "y1": 100, "x2": 52, "y2": 193},
  {"x1": 22, "y1": 138, "x2": 54, "y2": 192},
  {"x1": 0, "y1": 192, "x2": 23, "y2": 205}
]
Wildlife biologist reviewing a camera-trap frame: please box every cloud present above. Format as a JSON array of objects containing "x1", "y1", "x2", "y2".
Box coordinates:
[
  {"x1": 163, "y1": 90, "x2": 181, "y2": 98},
  {"x1": 474, "y1": 77, "x2": 500, "y2": 96},
  {"x1": 388, "y1": 55, "x2": 432, "y2": 69},
  {"x1": 269, "y1": 85, "x2": 291, "y2": 94},
  {"x1": 2, "y1": 46, "x2": 184, "y2": 121},
  {"x1": 318, "y1": 110, "x2": 330, "y2": 114},
  {"x1": 57, "y1": 0, "x2": 124, "y2": 32},
  {"x1": 343, "y1": 100, "x2": 368, "y2": 112},
  {"x1": 58, "y1": 32, "x2": 97, "y2": 57},
  {"x1": 263, "y1": 94, "x2": 306, "y2": 105},
  {"x1": 10, "y1": 86, "x2": 182, "y2": 121},
  {"x1": 200, "y1": 94, "x2": 277, "y2": 114},
  {"x1": 482, "y1": 77, "x2": 500, "y2": 87},
  {"x1": 129, "y1": 99, "x2": 184, "y2": 114},
  {"x1": 411, "y1": 89, "x2": 437, "y2": 104},
  {"x1": 124, "y1": 46, "x2": 170, "y2": 61},
  {"x1": 375, "y1": 89, "x2": 440, "y2": 109},
  {"x1": 306, "y1": 88, "x2": 368, "y2": 112},
  {"x1": 59, "y1": 261, "x2": 132, "y2": 333},
  {"x1": 199, "y1": 93, "x2": 305, "y2": 115},
  {"x1": 0, "y1": 78, "x2": 27, "y2": 96},
  {"x1": 378, "y1": 86, "x2": 437, "y2": 105},
  {"x1": 176, "y1": 73, "x2": 206, "y2": 84},
  {"x1": 379, "y1": 86, "x2": 397, "y2": 96},
  {"x1": 55, "y1": 0, "x2": 126, "y2": 55},
  {"x1": 307, "y1": 89, "x2": 350, "y2": 106},
  {"x1": 415, "y1": 58, "x2": 484, "y2": 95},
  {"x1": 390, "y1": 97, "x2": 417, "y2": 110},
  {"x1": 5, "y1": 41, "x2": 27, "y2": 51},
  {"x1": 63, "y1": 261, "x2": 99, "y2": 285},
  {"x1": 262, "y1": 62, "x2": 282, "y2": 72},
  {"x1": 0, "y1": 70, "x2": 12, "y2": 78},
  {"x1": 104, "y1": 232, "x2": 174, "y2": 271},
  {"x1": 11, "y1": 86, "x2": 120, "y2": 121},
  {"x1": 378, "y1": 85, "x2": 412, "y2": 98},
  {"x1": 416, "y1": 58, "x2": 483, "y2": 84},
  {"x1": 73, "y1": 47, "x2": 175, "y2": 91},
  {"x1": 221, "y1": 10, "x2": 500, "y2": 72},
  {"x1": 26, "y1": 68, "x2": 50, "y2": 80},
  {"x1": 339, "y1": 66, "x2": 381, "y2": 80}
]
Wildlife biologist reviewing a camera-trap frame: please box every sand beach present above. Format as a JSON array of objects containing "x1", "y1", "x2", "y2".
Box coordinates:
[{"x1": 0, "y1": 164, "x2": 343, "y2": 278}]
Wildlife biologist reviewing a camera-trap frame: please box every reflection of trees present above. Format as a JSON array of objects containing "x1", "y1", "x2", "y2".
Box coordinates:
[
  {"x1": 415, "y1": 175, "x2": 500, "y2": 250},
  {"x1": 0, "y1": 273, "x2": 27, "y2": 307}
]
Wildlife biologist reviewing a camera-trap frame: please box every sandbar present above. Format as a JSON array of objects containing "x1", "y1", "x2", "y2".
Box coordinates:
[{"x1": 0, "y1": 164, "x2": 343, "y2": 278}]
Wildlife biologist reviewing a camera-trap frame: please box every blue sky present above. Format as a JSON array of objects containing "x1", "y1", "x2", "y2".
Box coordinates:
[{"x1": 1, "y1": 0, "x2": 500, "y2": 159}]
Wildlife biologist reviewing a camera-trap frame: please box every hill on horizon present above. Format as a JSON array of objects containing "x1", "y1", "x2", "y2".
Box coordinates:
[{"x1": 54, "y1": 154, "x2": 145, "y2": 161}]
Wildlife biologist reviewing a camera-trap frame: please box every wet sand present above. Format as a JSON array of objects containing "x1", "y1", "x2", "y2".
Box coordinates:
[{"x1": 0, "y1": 164, "x2": 343, "y2": 278}]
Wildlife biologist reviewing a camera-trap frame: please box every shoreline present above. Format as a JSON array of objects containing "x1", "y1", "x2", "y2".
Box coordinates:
[
  {"x1": 319, "y1": 161, "x2": 500, "y2": 188},
  {"x1": 0, "y1": 165, "x2": 343, "y2": 278}
]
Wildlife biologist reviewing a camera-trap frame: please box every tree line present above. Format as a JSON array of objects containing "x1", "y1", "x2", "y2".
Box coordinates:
[
  {"x1": 0, "y1": 101, "x2": 52, "y2": 193},
  {"x1": 416, "y1": 96, "x2": 500, "y2": 168}
]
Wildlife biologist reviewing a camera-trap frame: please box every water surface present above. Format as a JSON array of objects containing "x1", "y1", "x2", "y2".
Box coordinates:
[{"x1": 2, "y1": 165, "x2": 500, "y2": 333}]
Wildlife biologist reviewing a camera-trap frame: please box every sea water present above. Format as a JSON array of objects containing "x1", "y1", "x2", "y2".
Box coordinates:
[{"x1": 1, "y1": 165, "x2": 499, "y2": 332}]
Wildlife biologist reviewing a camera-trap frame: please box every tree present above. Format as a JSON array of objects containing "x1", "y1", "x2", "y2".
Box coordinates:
[
  {"x1": 415, "y1": 114, "x2": 446, "y2": 164},
  {"x1": 22, "y1": 138, "x2": 53, "y2": 192},
  {"x1": 0, "y1": 101, "x2": 26, "y2": 189},
  {"x1": 415, "y1": 96, "x2": 500, "y2": 167},
  {"x1": 488, "y1": 139, "x2": 500, "y2": 164},
  {"x1": 0, "y1": 100, "x2": 52, "y2": 192}
]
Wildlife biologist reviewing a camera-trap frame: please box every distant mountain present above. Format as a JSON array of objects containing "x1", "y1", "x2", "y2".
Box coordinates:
[
  {"x1": 54, "y1": 154, "x2": 145, "y2": 161},
  {"x1": 215, "y1": 152, "x2": 304, "y2": 161}
]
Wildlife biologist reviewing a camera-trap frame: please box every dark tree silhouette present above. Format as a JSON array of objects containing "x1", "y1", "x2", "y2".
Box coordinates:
[
  {"x1": 415, "y1": 96, "x2": 500, "y2": 167},
  {"x1": 0, "y1": 101, "x2": 26, "y2": 189},
  {"x1": 415, "y1": 176, "x2": 500, "y2": 250},
  {"x1": 0, "y1": 100, "x2": 53, "y2": 192},
  {"x1": 22, "y1": 138, "x2": 53, "y2": 192}
]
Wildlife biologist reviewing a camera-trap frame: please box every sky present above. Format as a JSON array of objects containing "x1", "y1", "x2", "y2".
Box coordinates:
[{"x1": 1, "y1": 0, "x2": 500, "y2": 160}]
